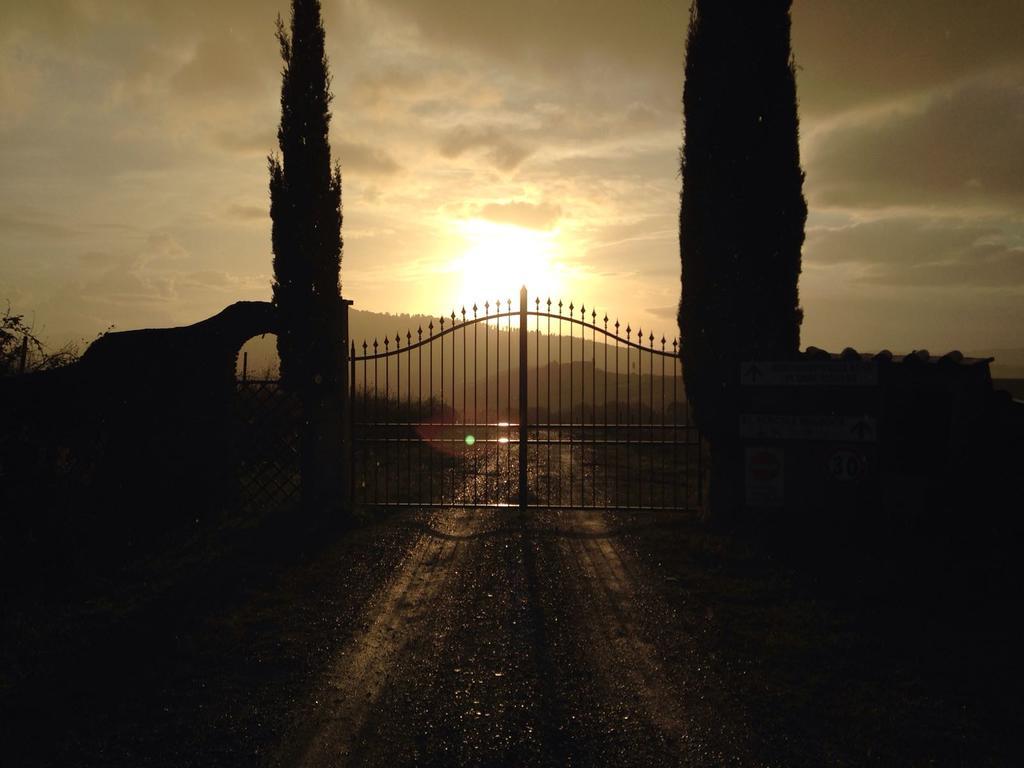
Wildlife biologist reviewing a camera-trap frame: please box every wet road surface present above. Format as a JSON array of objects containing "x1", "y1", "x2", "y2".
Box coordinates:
[
  {"x1": 273, "y1": 505, "x2": 745, "y2": 767},
  {"x1": 7, "y1": 446, "x2": 1018, "y2": 766}
]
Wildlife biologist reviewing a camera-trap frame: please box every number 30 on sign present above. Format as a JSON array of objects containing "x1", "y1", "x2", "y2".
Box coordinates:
[{"x1": 828, "y1": 449, "x2": 868, "y2": 481}]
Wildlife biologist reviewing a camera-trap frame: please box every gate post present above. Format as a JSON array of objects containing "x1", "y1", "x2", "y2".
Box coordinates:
[
  {"x1": 339, "y1": 297, "x2": 354, "y2": 513},
  {"x1": 519, "y1": 285, "x2": 529, "y2": 509}
]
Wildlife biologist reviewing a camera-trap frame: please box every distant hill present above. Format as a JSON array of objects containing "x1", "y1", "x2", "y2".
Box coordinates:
[
  {"x1": 237, "y1": 308, "x2": 688, "y2": 417},
  {"x1": 238, "y1": 308, "x2": 443, "y2": 378},
  {"x1": 239, "y1": 320, "x2": 1022, "y2": 407}
]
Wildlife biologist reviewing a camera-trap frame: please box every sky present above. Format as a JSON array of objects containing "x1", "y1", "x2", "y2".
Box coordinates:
[{"x1": 1, "y1": 0, "x2": 1022, "y2": 353}]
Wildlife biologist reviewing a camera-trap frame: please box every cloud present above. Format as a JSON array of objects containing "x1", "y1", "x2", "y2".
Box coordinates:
[
  {"x1": 377, "y1": 0, "x2": 1024, "y2": 117},
  {"x1": 792, "y1": 0, "x2": 1024, "y2": 115},
  {"x1": 140, "y1": 233, "x2": 191, "y2": 268},
  {"x1": 806, "y1": 216, "x2": 1024, "y2": 288},
  {"x1": 807, "y1": 74, "x2": 1024, "y2": 210},
  {"x1": 170, "y1": 29, "x2": 267, "y2": 100},
  {"x1": 183, "y1": 270, "x2": 234, "y2": 288},
  {"x1": 438, "y1": 125, "x2": 534, "y2": 171},
  {"x1": 585, "y1": 215, "x2": 678, "y2": 252},
  {"x1": 647, "y1": 304, "x2": 677, "y2": 321},
  {"x1": 3, "y1": 0, "x2": 1024, "y2": 353},
  {"x1": 78, "y1": 250, "x2": 141, "y2": 272},
  {"x1": 214, "y1": 129, "x2": 276, "y2": 155},
  {"x1": 375, "y1": 0, "x2": 689, "y2": 79},
  {"x1": 351, "y1": 66, "x2": 430, "y2": 107},
  {"x1": 474, "y1": 201, "x2": 562, "y2": 230},
  {"x1": 542, "y1": 147, "x2": 679, "y2": 186},
  {"x1": 336, "y1": 141, "x2": 402, "y2": 176},
  {"x1": 77, "y1": 260, "x2": 175, "y2": 304},
  {"x1": 228, "y1": 204, "x2": 266, "y2": 221},
  {"x1": 0, "y1": 209, "x2": 78, "y2": 239},
  {"x1": 623, "y1": 102, "x2": 663, "y2": 132}
]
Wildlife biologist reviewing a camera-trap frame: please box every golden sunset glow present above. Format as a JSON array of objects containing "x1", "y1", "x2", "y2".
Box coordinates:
[
  {"x1": 4, "y1": 4, "x2": 1023, "y2": 765},
  {"x1": 1, "y1": 2, "x2": 1022, "y2": 357},
  {"x1": 454, "y1": 219, "x2": 565, "y2": 305}
]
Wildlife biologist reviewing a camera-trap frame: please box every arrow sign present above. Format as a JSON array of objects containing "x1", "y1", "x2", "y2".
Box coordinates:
[
  {"x1": 740, "y1": 413, "x2": 878, "y2": 442},
  {"x1": 850, "y1": 418, "x2": 874, "y2": 441},
  {"x1": 741, "y1": 360, "x2": 878, "y2": 387}
]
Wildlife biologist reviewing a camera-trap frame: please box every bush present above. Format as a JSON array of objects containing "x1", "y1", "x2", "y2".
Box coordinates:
[{"x1": 0, "y1": 303, "x2": 79, "y2": 376}]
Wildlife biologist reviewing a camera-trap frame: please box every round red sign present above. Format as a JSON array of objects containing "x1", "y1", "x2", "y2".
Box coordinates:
[{"x1": 749, "y1": 450, "x2": 781, "y2": 483}]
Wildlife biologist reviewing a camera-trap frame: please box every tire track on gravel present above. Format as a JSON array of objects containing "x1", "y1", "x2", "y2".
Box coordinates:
[
  {"x1": 274, "y1": 506, "x2": 480, "y2": 767},
  {"x1": 277, "y1": 441, "x2": 752, "y2": 766},
  {"x1": 535, "y1": 507, "x2": 753, "y2": 766}
]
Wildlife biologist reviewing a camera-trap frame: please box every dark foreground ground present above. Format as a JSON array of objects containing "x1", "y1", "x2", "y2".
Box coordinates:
[{"x1": 3, "y1": 502, "x2": 1021, "y2": 767}]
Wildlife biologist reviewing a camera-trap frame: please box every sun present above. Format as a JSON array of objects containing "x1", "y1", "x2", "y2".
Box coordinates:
[{"x1": 454, "y1": 219, "x2": 564, "y2": 305}]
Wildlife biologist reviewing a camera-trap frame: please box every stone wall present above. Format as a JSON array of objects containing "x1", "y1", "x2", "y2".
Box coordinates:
[{"x1": 0, "y1": 301, "x2": 278, "y2": 562}]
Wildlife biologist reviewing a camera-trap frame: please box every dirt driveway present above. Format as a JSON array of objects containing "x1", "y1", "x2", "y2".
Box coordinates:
[
  {"x1": 5, "y1": 505, "x2": 1019, "y2": 765},
  {"x1": 272, "y1": 506, "x2": 751, "y2": 767}
]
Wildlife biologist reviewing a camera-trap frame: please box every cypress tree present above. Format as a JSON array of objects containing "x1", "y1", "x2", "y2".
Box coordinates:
[
  {"x1": 269, "y1": 0, "x2": 345, "y2": 511},
  {"x1": 270, "y1": 0, "x2": 343, "y2": 392},
  {"x1": 678, "y1": 0, "x2": 806, "y2": 518}
]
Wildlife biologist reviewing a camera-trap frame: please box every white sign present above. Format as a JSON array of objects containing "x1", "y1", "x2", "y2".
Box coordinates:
[
  {"x1": 740, "y1": 413, "x2": 877, "y2": 443},
  {"x1": 746, "y1": 446, "x2": 784, "y2": 507},
  {"x1": 741, "y1": 360, "x2": 878, "y2": 387}
]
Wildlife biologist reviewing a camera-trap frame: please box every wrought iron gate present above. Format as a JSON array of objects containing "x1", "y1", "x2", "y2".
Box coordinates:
[{"x1": 349, "y1": 287, "x2": 703, "y2": 510}]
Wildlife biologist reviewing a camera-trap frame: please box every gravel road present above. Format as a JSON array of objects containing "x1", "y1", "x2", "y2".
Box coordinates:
[
  {"x1": 273, "y1": 505, "x2": 747, "y2": 767},
  {"x1": 6, "y1": 447, "x2": 1018, "y2": 766}
]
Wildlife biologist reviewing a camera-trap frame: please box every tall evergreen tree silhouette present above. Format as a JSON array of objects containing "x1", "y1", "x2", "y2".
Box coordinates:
[
  {"x1": 270, "y1": 0, "x2": 343, "y2": 391},
  {"x1": 678, "y1": 0, "x2": 806, "y2": 516},
  {"x1": 269, "y1": 0, "x2": 345, "y2": 511}
]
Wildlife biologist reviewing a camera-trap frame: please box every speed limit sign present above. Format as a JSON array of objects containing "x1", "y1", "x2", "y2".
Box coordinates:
[{"x1": 828, "y1": 449, "x2": 868, "y2": 481}]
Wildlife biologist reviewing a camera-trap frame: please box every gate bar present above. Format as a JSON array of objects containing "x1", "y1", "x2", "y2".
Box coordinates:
[{"x1": 519, "y1": 285, "x2": 528, "y2": 509}]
